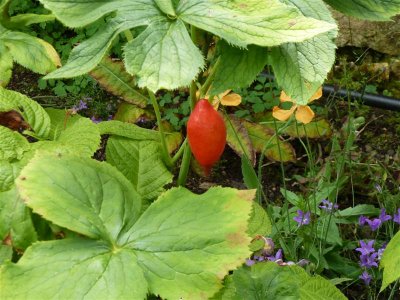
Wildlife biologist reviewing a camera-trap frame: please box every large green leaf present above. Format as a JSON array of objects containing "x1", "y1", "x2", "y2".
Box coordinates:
[
  {"x1": 224, "y1": 114, "x2": 255, "y2": 166},
  {"x1": 323, "y1": 0, "x2": 400, "y2": 21},
  {"x1": 215, "y1": 262, "x2": 346, "y2": 299},
  {"x1": 120, "y1": 187, "x2": 254, "y2": 299},
  {"x1": 0, "y1": 88, "x2": 51, "y2": 138},
  {"x1": 0, "y1": 126, "x2": 29, "y2": 160},
  {"x1": 270, "y1": 0, "x2": 337, "y2": 105},
  {"x1": 41, "y1": 0, "x2": 336, "y2": 92},
  {"x1": 0, "y1": 239, "x2": 148, "y2": 299},
  {"x1": 380, "y1": 231, "x2": 400, "y2": 291},
  {"x1": 0, "y1": 187, "x2": 37, "y2": 250},
  {"x1": 90, "y1": 57, "x2": 148, "y2": 107},
  {"x1": 3, "y1": 153, "x2": 254, "y2": 299},
  {"x1": 1, "y1": 31, "x2": 60, "y2": 75},
  {"x1": 178, "y1": 0, "x2": 336, "y2": 47},
  {"x1": 45, "y1": 107, "x2": 83, "y2": 140},
  {"x1": 106, "y1": 136, "x2": 172, "y2": 204},
  {"x1": 0, "y1": 160, "x2": 23, "y2": 192},
  {"x1": 210, "y1": 42, "x2": 268, "y2": 95},
  {"x1": 124, "y1": 19, "x2": 204, "y2": 92},
  {"x1": 16, "y1": 153, "x2": 142, "y2": 243},
  {"x1": 54, "y1": 117, "x2": 101, "y2": 157},
  {"x1": 0, "y1": 47, "x2": 12, "y2": 87},
  {"x1": 41, "y1": 1, "x2": 161, "y2": 79},
  {"x1": 97, "y1": 120, "x2": 158, "y2": 140}
]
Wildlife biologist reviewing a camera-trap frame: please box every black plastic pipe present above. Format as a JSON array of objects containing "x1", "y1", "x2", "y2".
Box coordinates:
[
  {"x1": 262, "y1": 73, "x2": 400, "y2": 112},
  {"x1": 323, "y1": 85, "x2": 400, "y2": 111}
]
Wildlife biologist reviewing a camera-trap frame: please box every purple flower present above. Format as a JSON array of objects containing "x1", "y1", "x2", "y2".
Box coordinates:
[
  {"x1": 108, "y1": 115, "x2": 113, "y2": 121},
  {"x1": 377, "y1": 243, "x2": 387, "y2": 261},
  {"x1": 355, "y1": 240, "x2": 375, "y2": 256},
  {"x1": 359, "y1": 215, "x2": 368, "y2": 226},
  {"x1": 267, "y1": 249, "x2": 283, "y2": 262},
  {"x1": 360, "y1": 253, "x2": 378, "y2": 268},
  {"x1": 374, "y1": 183, "x2": 382, "y2": 193},
  {"x1": 90, "y1": 116, "x2": 102, "y2": 124},
  {"x1": 297, "y1": 259, "x2": 310, "y2": 267},
  {"x1": 366, "y1": 218, "x2": 382, "y2": 231},
  {"x1": 394, "y1": 208, "x2": 400, "y2": 224},
  {"x1": 359, "y1": 271, "x2": 372, "y2": 285},
  {"x1": 379, "y1": 208, "x2": 392, "y2": 223},
  {"x1": 319, "y1": 199, "x2": 338, "y2": 212},
  {"x1": 293, "y1": 210, "x2": 311, "y2": 226},
  {"x1": 245, "y1": 259, "x2": 255, "y2": 266},
  {"x1": 72, "y1": 100, "x2": 88, "y2": 112},
  {"x1": 263, "y1": 238, "x2": 275, "y2": 256}
]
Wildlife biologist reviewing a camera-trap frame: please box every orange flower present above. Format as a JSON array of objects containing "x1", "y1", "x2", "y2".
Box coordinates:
[
  {"x1": 272, "y1": 87, "x2": 322, "y2": 124},
  {"x1": 197, "y1": 89, "x2": 242, "y2": 110}
]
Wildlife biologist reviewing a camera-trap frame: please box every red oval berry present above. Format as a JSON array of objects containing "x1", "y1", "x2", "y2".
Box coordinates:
[{"x1": 187, "y1": 99, "x2": 227, "y2": 175}]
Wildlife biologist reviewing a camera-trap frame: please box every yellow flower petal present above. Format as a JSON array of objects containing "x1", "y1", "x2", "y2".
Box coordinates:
[
  {"x1": 295, "y1": 105, "x2": 315, "y2": 124},
  {"x1": 280, "y1": 90, "x2": 293, "y2": 103},
  {"x1": 221, "y1": 93, "x2": 242, "y2": 106},
  {"x1": 308, "y1": 87, "x2": 323, "y2": 103},
  {"x1": 272, "y1": 105, "x2": 296, "y2": 122}
]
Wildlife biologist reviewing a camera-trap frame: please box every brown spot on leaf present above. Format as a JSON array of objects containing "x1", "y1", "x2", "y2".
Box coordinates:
[
  {"x1": 237, "y1": 189, "x2": 256, "y2": 202},
  {"x1": 3, "y1": 234, "x2": 12, "y2": 246},
  {"x1": 0, "y1": 110, "x2": 30, "y2": 132},
  {"x1": 226, "y1": 232, "x2": 247, "y2": 247},
  {"x1": 288, "y1": 20, "x2": 297, "y2": 27}
]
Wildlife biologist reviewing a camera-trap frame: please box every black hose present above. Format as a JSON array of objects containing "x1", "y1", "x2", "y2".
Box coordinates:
[
  {"x1": 323, "y1": 85, "x2": 400, "y2": 111},
  {"x1": 262, "y1": 72, "x2": 400, "y2": 112}
]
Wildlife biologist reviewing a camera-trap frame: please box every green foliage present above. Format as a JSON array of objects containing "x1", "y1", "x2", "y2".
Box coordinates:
[
  {"x1": 0, "y1": 153, "x2": 254, "y2": 299},
  {"x1": 270, "y1": 0, "x2": 337, "y2": 105},
  {"x1": 40, "y1": 0, "x2": 335, "y2": 92},
  {"x1": 106, "y1": 137, "x2": 173, "y2": 205},
  {"x1": 380, "y1": 231, "x2": 400, "y2": 291},
  {"x1": 0, "y1": 87, "x2": 51, "y2": 138},
  {"x1": 323, "y1": 0, "x2": 400, "y2": 21},
  {"x1": 0, "y1": 2, "x2": 59, "y2": 87},
  {"x1": 214, "y1": 262, "x2": 346, "y2": 299},
  {"x1": 210, "y1": 42, "x2": 269, "y2": 95},
  {"x1": 90, "y1": 57, "x2": 148, "y2": 107}
]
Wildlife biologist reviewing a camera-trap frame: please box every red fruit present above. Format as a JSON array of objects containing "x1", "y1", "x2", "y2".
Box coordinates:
[{"x1": 187, "y1": 99, "x2": 227, "y2": 175}]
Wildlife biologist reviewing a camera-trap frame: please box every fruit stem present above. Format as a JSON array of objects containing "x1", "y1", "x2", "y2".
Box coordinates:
[
  {"x1": 148, "y1": 90, "x2": 173, "y2": 168},
  {"x1": 200, "y1": 56, "x2": 221, "y2": 99},
  {"x1": 171, "y1": 138, "x2": 187, "y2": 165},
  {"x1": 177, "y1": 142, "x2": 192, "y2": 186}
]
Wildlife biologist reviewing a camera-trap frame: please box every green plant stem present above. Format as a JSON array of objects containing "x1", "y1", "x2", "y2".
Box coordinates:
[
  {"x1": 124, "y1": 30, "x2": 134, "y2": 42},
  {"x1": 200, "y1": 56, "x2": 221, "y2": 98},
  {"x1": 171, "y1": 138, "x2": 188, "y2": 165},
  {"x1": 148, "y1": 90, "x2": 173, "y2": 168},
  {"x1": 177, "y1": 143, "x2": 192, "y2": 186},
  {"x1": 190, "y1": 80, "x2": 197, "y2": 110}
]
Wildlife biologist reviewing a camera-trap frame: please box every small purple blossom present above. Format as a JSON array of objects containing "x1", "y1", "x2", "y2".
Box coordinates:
[
  {"x1": 293, "y1": 210, "x2": 311, "y2": 226},
  {"x1": 245, "y1": 259, "x2": 255, "y2": 266},
  {"x1": 72, "y1": 100, "x2": 88, "y2": 112},
  {"x1": 379, "y1": 208, "x2": 392, "y2": 223},
  {"x1": 90, "y1": 116, "x2": 103, "y2": 124},
  {"x1": 267, "y1": 249, "x2": 283, "y2": 262},
  {"x1": 359, "y1": 271, "x2": 372, "y2": 285},
  {"x1": 319, "y1": 199, "x2": 338, "y2": 212},
  {"x1": 108, "y1": 115, "x2": 113, "y2": 121},
  {"x1": 377, "y1": 243, "x2": 387, "y2": 261},
  {"x1": 359, "y1": 215, "x2": 368, "y2": 226},
  {"x1": 263, "y1": 238, "x2": 275, "y2": 256},
  {"x1": 366, "y1": 218, "x2": 382, "y2": 231},
  {"x1": 355, "y1": 240, "x2": 375, "y2": 256},
  {"x1": 360, "y1": 253, "x2": 378, "y2": 268},
  {"x1": 297, "y1": 259, "x2": 310, "y2": 267},
  {"x1": 394, "y1": 208, "x2": 400, "y2": 224},
  {"x1": 374, "y1": 183, "x2": 383, "y2": 193}
]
